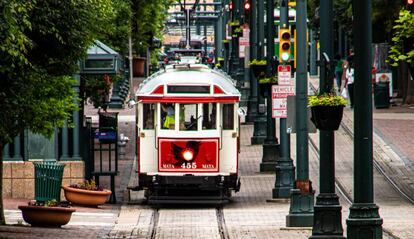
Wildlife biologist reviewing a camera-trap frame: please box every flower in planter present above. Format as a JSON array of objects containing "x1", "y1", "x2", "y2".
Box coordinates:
[
  {"x1": 308, "y1": 93, "x2": 347, "y2": 107},
  {"x1": 69, "y1": 180, "x2": 104, "y2": 191},
  {"x1": 229, "y1": 20, "x2": 240, "y2": 26},
  {"x1": 258, "y1": 76, "x2": 278, "y2": 84},
  {"x1": 249, "y1": 59, "x2": 267, "y2": 65}
]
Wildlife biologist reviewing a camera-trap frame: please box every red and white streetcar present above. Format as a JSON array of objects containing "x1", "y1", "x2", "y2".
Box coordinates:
[{"x1": 134, "y1": 63, "x2": 242, "y2": 204}]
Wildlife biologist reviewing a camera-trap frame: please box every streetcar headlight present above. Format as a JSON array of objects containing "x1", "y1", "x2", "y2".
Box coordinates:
[{"x1": 182, "y1": 149, "x2": 194, "y2": 161}]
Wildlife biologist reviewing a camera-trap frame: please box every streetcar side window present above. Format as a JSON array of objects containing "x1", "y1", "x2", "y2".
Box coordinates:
[
  {"x1": 161, "y1": 103, "x2": 176, "y2": 130},
  {"x1": 143, "y1": 103, "x2": 155, "y2": 129},
  {"x1": 222, "y1": 104, "x2": 234, "y2": 130},
  {"x1": 202, "y1": 103, "x2": 217, "y2": 130},
  {"x1": 179, "y1": 104, "x2": 198, "y2": 131}
]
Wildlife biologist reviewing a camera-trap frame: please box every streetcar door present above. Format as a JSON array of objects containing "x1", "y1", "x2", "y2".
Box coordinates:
[
  {"x1": 139, "y1": 103, "x2": 156, "y2": 172},
  {"x1": 220, "y1": 103, "x2": 238, "y2": 173}
]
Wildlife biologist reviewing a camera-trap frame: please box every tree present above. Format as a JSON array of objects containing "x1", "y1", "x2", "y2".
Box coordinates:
[
  {"x1": 389, "y1": 8, "x2": 414, "y2": 103},
  {"x1": 0, "y1": 0, "x2": 112, "y2": 225}
]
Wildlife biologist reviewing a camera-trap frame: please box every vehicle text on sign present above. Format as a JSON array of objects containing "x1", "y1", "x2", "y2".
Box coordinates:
[{"x1": 272, "y1": 85, "x2": 295, "y2": 118}]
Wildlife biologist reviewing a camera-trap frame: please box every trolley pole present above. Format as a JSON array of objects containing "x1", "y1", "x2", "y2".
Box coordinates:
[
  {"x1": 346, "y1": 0, "x2": 383, "y2": 238},
  {"x1": 260, "y1": 0, "x2": 280, "y2": 172},
  {"x1": 310, "y1": 0, "x2": 344, "y2": 237},
  {"x1": 286, "y1": 0, "x2": 314, "y2": 227},
  {"x1": 272, "y1": 0, "x2": 294, "y2": 198},
  {"x1": 251, "y1": 0, "x2": 267, "y2": 145}
]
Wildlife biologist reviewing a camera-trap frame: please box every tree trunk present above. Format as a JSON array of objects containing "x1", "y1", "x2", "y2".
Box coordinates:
[
  {"x1": 402, "y1": 62, "x2": 414, "y2": 104},
  {"x1": 0, "y1": 143, "x2": 5, "y2": 225}
]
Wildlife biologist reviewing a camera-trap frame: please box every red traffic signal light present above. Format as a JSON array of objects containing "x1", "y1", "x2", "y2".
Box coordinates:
[
  {"x1": 408, "y1": 0, "x2": 414, "y2": 4},
  {"x1": 229, "y1": 1, "x2": 233, "y2": 10},
  {"x1": 244, "y1": 1, "x2": 251, "y2": 10}
]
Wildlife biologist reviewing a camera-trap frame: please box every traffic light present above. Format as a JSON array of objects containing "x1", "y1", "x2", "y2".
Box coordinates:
[
  {"x1": 279, "y1": 28, "x2": 291, "y2": 62},
  {"x1": 229, "y1": 1, "x2": 233, "y2": 11},
  {"x1": 407, "y1": 0, "x2": 414, "y2": 5},
  {"x1": 243, "y1": 0, "x2": 251, "y2": 24}
]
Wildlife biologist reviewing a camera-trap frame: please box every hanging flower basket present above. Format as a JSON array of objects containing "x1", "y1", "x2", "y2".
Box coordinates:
[
  {"x1": 251, "y1": 64, "x2": 267, "y2": 78},
  {"x1": 310, "y1": 105, "x2": 344, "y2": 130},
  {"x1": 308, "y1": 93, "x2": 347, "y2": 131},
  {"x1": 258, "y1": 77, "x2": 278, "y2": 97}
]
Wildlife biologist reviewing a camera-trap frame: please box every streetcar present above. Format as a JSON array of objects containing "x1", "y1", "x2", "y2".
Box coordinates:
[{"x1": 133, "y1": 63, "x2": 242, "y2": 204}]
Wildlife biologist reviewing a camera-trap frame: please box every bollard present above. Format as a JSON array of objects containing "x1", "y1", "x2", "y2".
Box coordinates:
[{"x1": 118, "y1": 133, "x2": 129, "y2": 159}]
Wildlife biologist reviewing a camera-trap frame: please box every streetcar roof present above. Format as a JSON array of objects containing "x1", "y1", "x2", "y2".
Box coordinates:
[{"x1": 136, "y1": 64, "x2": 240, "y2": 99}]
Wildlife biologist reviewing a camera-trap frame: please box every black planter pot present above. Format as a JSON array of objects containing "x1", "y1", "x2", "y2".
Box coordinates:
[
  {"x1": 259, "y1": 82, "x2": 274, "y2": 98},
  {"x1": 223, "y1": 42, "x2": 230, "y2": 50},
  {"x1": 251, "y1": 65, "x2": 267, "y2": 78},
  {"x1": 310, "y1": 105, "x2": 344, "y2": 131}
]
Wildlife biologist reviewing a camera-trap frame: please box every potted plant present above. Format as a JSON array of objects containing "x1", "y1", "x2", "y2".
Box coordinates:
[
  {"x1": 232, "y1": 27, "x2": 243, "y2": 38},
  {"x1": 18, "y1": 199, "x2": 76, "y2": 227},
  {"x1": 249, "y1": 59, "x2": 267, "y2": 78},
  {"x1": 308, "y1": 93, "x2": 347, "y2": 130},
  {"x1": 258, "y1": 76, "x2": 278, "y2": 97},
  {"x1": 222, "y1": 39, "x2": 230, "y2": 50},
  {"x1": 62, "y1": 180, "x2": 112, "y2": 207}
]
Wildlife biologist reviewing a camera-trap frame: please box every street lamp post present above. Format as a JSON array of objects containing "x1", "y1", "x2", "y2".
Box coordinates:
[
  {"x1": 310, "y1": 0, "x2": 344, "y2": 238},
  {"x1": 251, "y1": 0, "x2": 267, "y2": 145},
  {"x1": 260, "y1": 0, "x2": 280, "y2": 173},
  {"x1": 246, "y1": 0, "x2": 258, "y2": 123},
  {"x1": 346, "y1": 0, "x2": 383, "y2": 237},
  {"x1": 286, "y1": 0, "x2": 314, "y2": 227}
]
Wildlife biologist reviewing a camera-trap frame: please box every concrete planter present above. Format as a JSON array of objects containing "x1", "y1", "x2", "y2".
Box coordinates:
[
  {"x1": 62, "y1": 185, "x2": 111, "y2": 207},
  {"x1": 18, "y1": 205, "x2": 75, "y2": 227}
]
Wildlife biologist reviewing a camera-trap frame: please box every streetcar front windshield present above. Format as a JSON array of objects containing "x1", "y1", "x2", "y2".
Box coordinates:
[{"x1": 179, "y1": 104, "x2": 198, "y2": 131}]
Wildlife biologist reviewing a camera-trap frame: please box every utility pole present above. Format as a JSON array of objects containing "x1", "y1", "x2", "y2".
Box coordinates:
[
  {"x1": 346, "y1": 0, "x2": 383, "y2": 238},
  {"x1": 272, "y1": 0, "x2": 294, "y2": 198},
  {"x1": 251, "y1": 0, "x2": 267, "y2": 145},
  {"x1": 286, "y1": 0, "x2": 314, "y2": 227},
  {"x1": 310, "y1": 0, "x2": 344, "y2": 237}
]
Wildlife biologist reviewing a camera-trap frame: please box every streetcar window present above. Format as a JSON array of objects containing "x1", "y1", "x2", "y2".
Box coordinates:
[
  {"x1": 179, "y1": 104, "x2": 198, "y2": 131},
  {"x1": 167, "y1": 85, "x2": 210, "y2": 94},
  {"x1": 143, "y1": 103, "x2": 155, "y2": 129},
  {"x1": 222, "y1": 104, "x2": 234, "y2": 130},
  {"x1": 161, "y1": 103, "x2": 176, "y2": 130},
  {"x1": 202, "y1": 103, "x2": 217, "y2": 130}
]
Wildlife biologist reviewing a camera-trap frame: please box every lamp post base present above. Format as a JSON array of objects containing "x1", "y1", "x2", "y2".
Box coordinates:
[
  {"x1": 286, "y1": 189, "x2": 314, "y2": 227},
  {"x1": 346, "y1": 203, "x2": 383, "y2": 239},
  {"x1": 272, "y1": 157, "x2": 295, "y2": 198},
  {"x1": 310, "y1": 193, "x2": 345, "y2": 238},
  {"x1": 260, "y1": 143, "x2": 279, "y2": 172},
  {"x1": 251, "y1": 115, "x2": 267, "y2": 145}
]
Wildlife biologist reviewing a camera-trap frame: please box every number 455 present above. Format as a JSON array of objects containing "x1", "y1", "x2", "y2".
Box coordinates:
[{"x1": 181, "y1": 162, "x2": 197, "y2": 169}]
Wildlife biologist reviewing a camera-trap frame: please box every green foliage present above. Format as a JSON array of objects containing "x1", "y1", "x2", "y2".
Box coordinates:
[
  {"x1": 258, "y1": 76, "x2": 277, "y2": 84},
  {"x1": 82, "y1": 74, "x2": 121, "y2": 108},
  {"x1": 229, "y1": 20, "x2": 240, "y2": 26},
  {"x1": 131, "y1": 0, "x2": 174, "y2": 55},
  {"x1": 215, "y1": 63, "x2": 221, "y2": 68},
  {"x1": 44, "y1": 199, "x2": 58, "y2": 207},
  {"x1": 222, "y1": 39, "x2": 230, "y2": 43},
  {"x1": 308, "y1": 93, "x2": 347, "y2": 107},
  {"x1": 70, "y1": 180, "x2": 103, "y2": 191},
  {"x1": 388, "y1": 9, "x2": 414, "y2": 67},
  {"x1": 233, "y1": 27, "x2": 243, "y2": 33},
  {"x1": 249, "y1": 59, "x2": 267, "y2": 65}
]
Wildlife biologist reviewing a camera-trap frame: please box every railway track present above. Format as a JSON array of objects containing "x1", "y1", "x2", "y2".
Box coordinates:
[
  {"x1": 308, "y1": 122, "x2": 412, "y2": 239},
  {"x1": 216, "y1": 207, "x2": 230, "y2": 239}
]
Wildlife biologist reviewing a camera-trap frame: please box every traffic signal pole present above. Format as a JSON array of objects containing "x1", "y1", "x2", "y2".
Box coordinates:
[
  {"x1": 272, "y1": 0, "x2": 294, "y2": 199},
  {"x1": 310, "y1": 0, "x2": 345, "y2": 237},
  {"x1": 346, "y1": 0, "x2": 383, "y2": 237},
  {"x1": 286, "y1": 0, "x2": 314, "y2": 227}
]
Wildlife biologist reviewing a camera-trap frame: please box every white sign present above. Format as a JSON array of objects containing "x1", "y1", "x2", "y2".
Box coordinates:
[
  {"x1": 239, "y1": 26, "x2": 250, "y2": 58},
  {"x1": 278, "y1": 65, "x2": 292, "y2": 86},
  {"x1": 272, "y1": 85, "x2": 295, "y2": 118},
  {"x1": 375, "y1": 72, "x2": 393, "y2": 97}
]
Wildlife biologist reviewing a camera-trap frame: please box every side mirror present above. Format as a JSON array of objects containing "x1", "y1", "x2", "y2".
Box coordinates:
[
  {"x1": 127, "y1": 99, "x2": 136, "y2": 109},
  {"x1": 237, "y1": 107, "x2": 247, "y2": 117}
]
